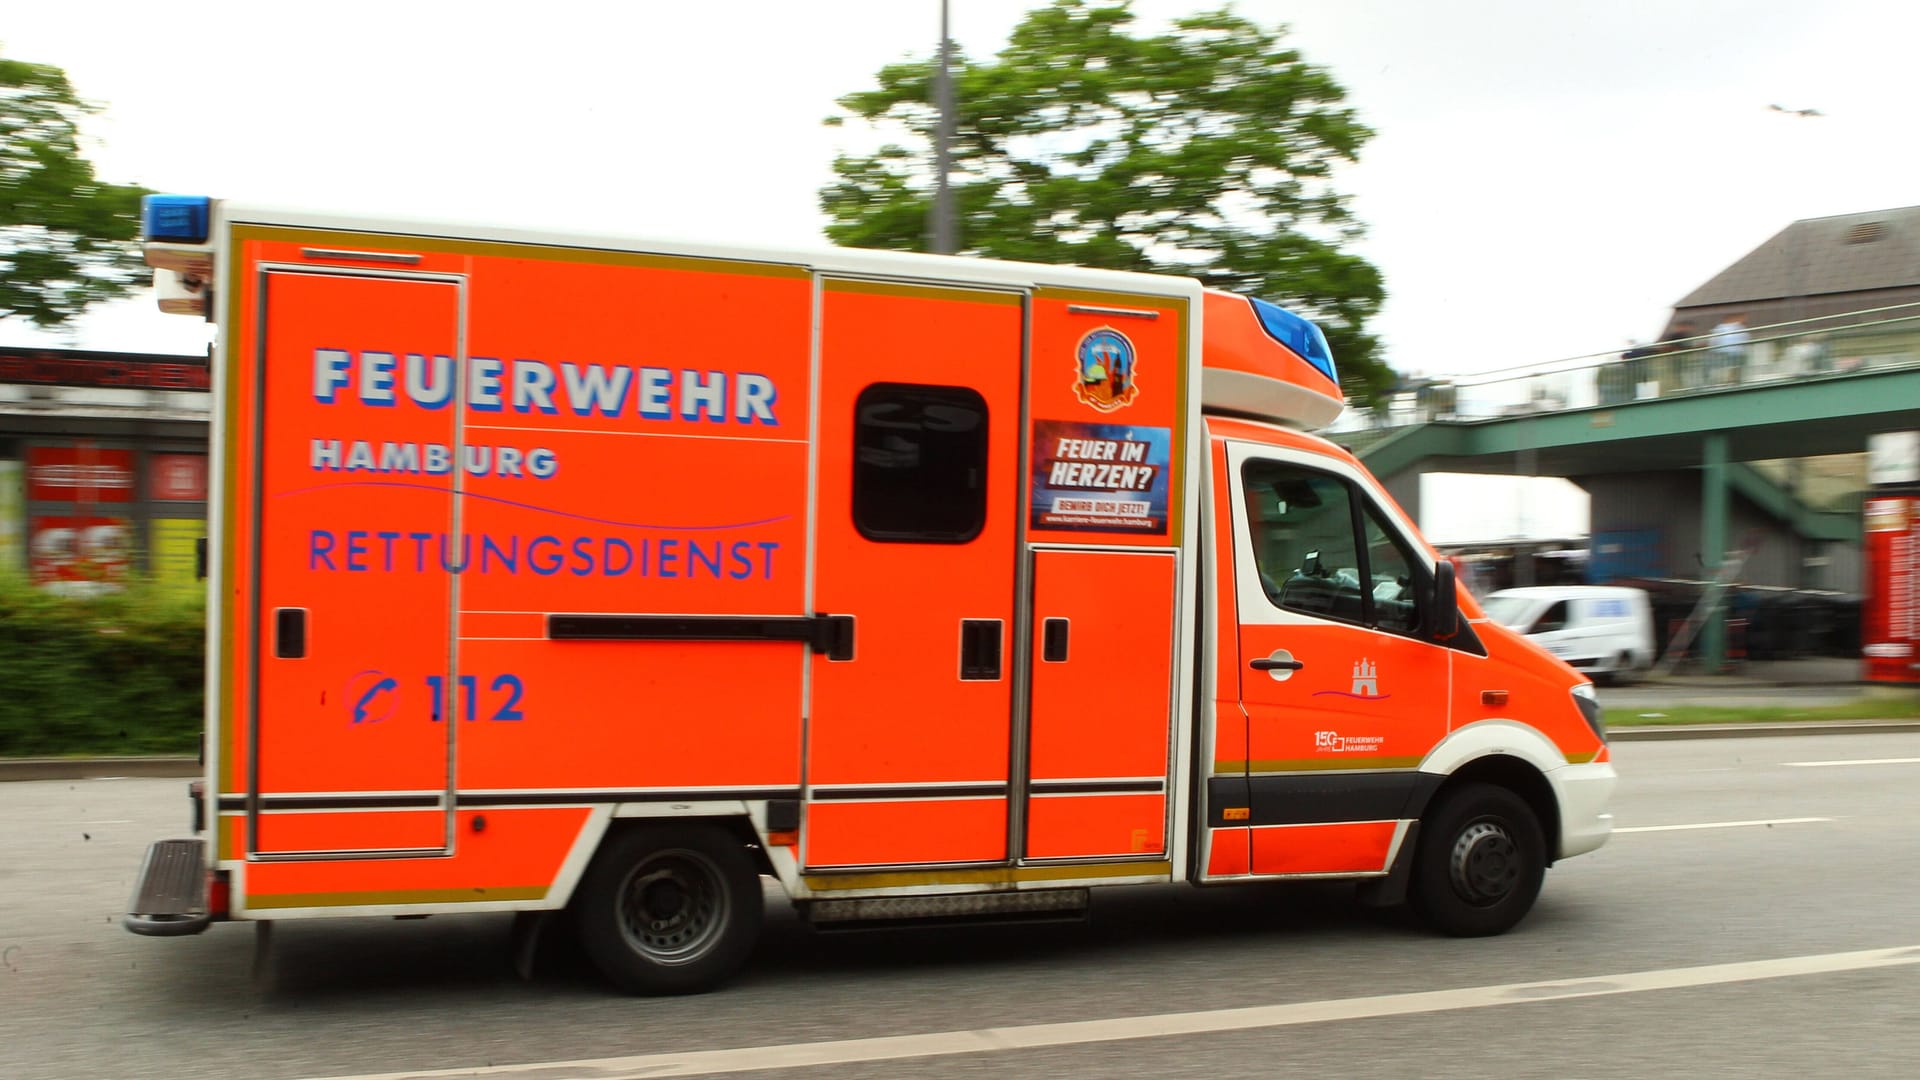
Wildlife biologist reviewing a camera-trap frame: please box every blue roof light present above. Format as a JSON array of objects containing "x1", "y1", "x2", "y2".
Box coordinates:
[
  {"x1": 1249, "y1": 297, "x2": 1338, "y2": 385},
  {"x1": 142, "y1": 195, "x2": 211, "y2": 243}
]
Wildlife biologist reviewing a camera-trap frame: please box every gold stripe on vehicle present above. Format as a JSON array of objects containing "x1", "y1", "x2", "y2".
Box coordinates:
[
  {"x1": 229, "y1": 224, "x2": 811, "y2": 279},
  {"x1": 1215, "y1": 757, "x2": 1425, "y2": 773},
  {"x1": 823, "y1": 278, "x2": 1024, "y2": 305},
  {"x1": 245, "y1": 886, "x2": 549, "y2": 910},
  {"x1": 804, "y1": 860, "x2": 1172, "y2": 892}
]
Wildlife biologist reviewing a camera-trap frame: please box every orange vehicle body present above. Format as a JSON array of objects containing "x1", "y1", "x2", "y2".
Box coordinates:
[{"x1": 126, "y1": 200, "x2": 1613, "y2": 986}]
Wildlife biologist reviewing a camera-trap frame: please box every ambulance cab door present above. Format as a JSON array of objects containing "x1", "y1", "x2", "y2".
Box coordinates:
[
  {"x1": 1226, "y1": 440, "x2": 1447, "y2": 877},
  {"x1": 805, "y1": 279, "x2": 1024, "y2": 869},
  {"x1": 247, "y1": 268, "x2": 462, "y2": 857}
]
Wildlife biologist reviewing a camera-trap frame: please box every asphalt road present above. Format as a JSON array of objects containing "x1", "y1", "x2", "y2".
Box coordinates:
[{"x1": 4, "y1": 732, "x2": 1919, "y2": 1079}]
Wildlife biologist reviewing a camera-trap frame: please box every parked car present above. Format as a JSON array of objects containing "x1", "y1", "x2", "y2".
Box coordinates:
[{"x1": 1481, "y1": 585, "x2": 1656, "y2": 683}]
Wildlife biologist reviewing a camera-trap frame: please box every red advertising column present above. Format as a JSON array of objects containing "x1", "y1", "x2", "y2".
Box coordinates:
[
  {"x1": 1863, "y1": 493, "x2": 1919, "y2": 685},
  {"x1": 26, "y1": 444, "x2": 135, "y2": 592}
]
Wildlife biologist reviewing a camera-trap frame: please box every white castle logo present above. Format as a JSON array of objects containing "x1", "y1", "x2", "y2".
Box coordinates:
[{"x1": 1350, "y1": 659, "x2": 1379, "y2": 696}]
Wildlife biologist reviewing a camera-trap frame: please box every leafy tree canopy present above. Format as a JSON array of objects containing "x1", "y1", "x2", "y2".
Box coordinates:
[
  {"x1": 822, "y1": 0, "x2": 1392, "y2": 405},
  {"x1": 1, "y1": 53, "x2": 150, "y2": 329}
]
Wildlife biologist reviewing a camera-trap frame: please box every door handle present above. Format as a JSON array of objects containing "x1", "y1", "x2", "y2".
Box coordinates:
[{"x1": 1250, "y1": 658, "x2": 1304, "y2": 671}]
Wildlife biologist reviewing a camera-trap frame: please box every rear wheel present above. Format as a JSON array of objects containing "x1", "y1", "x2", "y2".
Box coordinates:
[
  {"x1": 1410, "y1": 783, "x2": 1546, "y2": 937},
  {"x1": 574, "y1": 824, "x2": 763, "y2": 994}
]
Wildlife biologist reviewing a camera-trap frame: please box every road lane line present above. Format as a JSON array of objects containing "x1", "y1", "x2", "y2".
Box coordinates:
[
  {"x1": 1615, "y1": 817, "x2": 1831, "y2": 833},
  {"x1": 1784, "y1": 757, "x2": 1920, "y2": 768},
  {"x1": 301, "y1": 944, "x2": 1920, "y2": 1080}
]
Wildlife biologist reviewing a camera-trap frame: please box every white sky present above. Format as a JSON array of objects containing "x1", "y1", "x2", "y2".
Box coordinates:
[{"x1": 5, "y1": 0, "x2": 1907, "y2": 542}]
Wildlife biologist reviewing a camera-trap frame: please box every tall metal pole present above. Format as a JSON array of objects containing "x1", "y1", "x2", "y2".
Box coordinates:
[{"x1": 930, "y1": 0, "x2": 958, "y2": 254}]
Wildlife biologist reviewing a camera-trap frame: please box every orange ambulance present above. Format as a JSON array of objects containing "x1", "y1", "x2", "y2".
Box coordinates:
[{"x1": 125, "y1": 196, "x2": 1614, "y2": 993}]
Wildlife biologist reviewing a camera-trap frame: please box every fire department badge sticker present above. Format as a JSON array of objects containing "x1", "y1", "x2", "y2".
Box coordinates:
[{"x1": 1073, "y1": 327, "x2": 1140, "y2": 412}]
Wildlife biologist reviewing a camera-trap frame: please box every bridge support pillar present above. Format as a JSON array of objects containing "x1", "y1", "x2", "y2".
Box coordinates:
[{"x1": 1700, "y1": 433, "x2": 1728, "y2": 670}]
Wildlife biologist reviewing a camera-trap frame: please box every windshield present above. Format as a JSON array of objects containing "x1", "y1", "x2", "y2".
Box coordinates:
[{"x1": 1480, "y1": 595, "x2": 1538, "y2": 629}]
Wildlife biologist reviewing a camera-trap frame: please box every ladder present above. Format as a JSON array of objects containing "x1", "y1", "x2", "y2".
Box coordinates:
[{"x1": 1652, "y1": 528, "x2": 1766, "y2": 676}]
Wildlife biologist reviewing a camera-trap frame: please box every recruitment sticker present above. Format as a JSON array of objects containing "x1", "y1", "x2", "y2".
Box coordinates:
[{"x1": 1029, "y1": 420, "x2": 1172, "y2": 534}]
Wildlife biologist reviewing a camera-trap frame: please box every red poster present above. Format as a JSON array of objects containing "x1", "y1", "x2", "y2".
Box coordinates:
[
  {"x1": 26, "y1": 446, "x2": 135, "y2": 503},
  {"x1": 30, "y1": 515, "x2": 131, "y2": 589},
  {"x1": 1863, "y1": 496, "x2": 1919, "y2": 684},
  {"x1": 149, "y1": 453, "x2": 209, "y2": 501}
]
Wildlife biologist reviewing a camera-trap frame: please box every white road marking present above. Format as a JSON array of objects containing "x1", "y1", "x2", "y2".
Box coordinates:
[
  {"x1": 48, "y1": 819, "x2": 134, "y2": 826},
  {"x1": 1784, "y1": 757, "x2": 1920, "y2": 768},
  {"x1": 1615, "y1": 817, "x2": 1831, "y2": 834},
  {"x1": 302, "y1": 944, "x2": 1920, "y2": 1080}
]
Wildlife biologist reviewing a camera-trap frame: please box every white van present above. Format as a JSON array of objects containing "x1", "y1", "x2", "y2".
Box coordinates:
[{"x1": 1481, "y1": 585, "x2": 1656, "y2": 682}]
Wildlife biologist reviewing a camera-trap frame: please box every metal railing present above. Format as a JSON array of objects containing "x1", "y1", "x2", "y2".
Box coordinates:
[{"x1": 1330, "y1": 303, "x2": 1920, "y2": 437}]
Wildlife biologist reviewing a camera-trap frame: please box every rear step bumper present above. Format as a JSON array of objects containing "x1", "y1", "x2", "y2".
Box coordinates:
[{"x1": 125, "y1": 838, "x2": 212, "y2": 936}]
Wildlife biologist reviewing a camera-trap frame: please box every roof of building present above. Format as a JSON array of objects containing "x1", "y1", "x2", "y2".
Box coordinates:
[{"x1": 1674, "y1": 205, "x2": 1920, "y2": 308}]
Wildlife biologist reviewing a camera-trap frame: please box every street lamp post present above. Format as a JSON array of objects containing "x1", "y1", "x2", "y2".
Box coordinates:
[{"x1": 930, "y1": 0, "x2": 958, "y2": 255}]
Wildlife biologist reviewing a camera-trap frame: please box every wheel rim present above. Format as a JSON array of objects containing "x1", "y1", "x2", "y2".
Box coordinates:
[
  {"x1": 616, "y1": 849, "x2": 729, "y2": 966},
  {"x1": 1448, "y1": 819, "x2": 1521, "y2": 905}
]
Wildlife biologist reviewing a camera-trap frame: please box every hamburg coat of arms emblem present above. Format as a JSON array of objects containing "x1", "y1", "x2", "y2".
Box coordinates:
[{"x1": 1073, "y1": 327, "x2": 1140, "y2": 412}]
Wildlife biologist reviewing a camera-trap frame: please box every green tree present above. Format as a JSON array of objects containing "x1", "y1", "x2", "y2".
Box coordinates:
[
  {"x1": 822, "y1": 0, "x2": 1392, "y2": 404},
  {"x1": 1, "y1": 53, "x2": 150, "y2": 329}
]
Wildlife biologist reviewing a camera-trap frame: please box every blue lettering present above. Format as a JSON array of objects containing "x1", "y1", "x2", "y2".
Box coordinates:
[
  {"x1": 758, "y1": 541, "x2": 778, "y2": 577},
  {"x1": 604, "y1": 537, "x2": 633, "y2": 576},
  {"x1": 570, "y1": 537, "x2": 596, "y2": 576},
  {"x1": 311, "y1": 530, "x2": 337, "y2": 570},
  {"x1": 658, "y1": 538, "x2": 679, "y2": 577},
  {"x1": 346, "y1": 530, "x2": 369, "y2": 572},
  {"x1": 376, "y1": 531, "x2": 400, "y2": 571},
  {"x1": 528, "y1": 536, "x2": 563, "y2": 576},
  {"x1": 728, "y1": 540, "x2": 753, "y2": 580},
  {"x1": 408, "y1": 532, "x2": 432, "y2": 572},
  {"x1": 481, "y1": 533, "x2": 518, "y2": 574},
  {"x1": 688, "y1": 539, "x2": 722, "y2": 578},
  {"x1": 439, "y1": 533, "x2": 471, "y2": 573}
]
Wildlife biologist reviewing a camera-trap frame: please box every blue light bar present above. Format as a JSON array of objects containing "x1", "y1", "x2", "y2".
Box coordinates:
[
  {"x1": 1249, "y1": 297, "x2": 1338, "y2": 385},
  {"x1": 142, "y1": 195, "x2": 211, "y2": 243}
]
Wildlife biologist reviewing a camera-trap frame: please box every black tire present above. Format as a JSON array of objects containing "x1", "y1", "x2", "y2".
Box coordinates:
[
  {"x1": 1410, "y1": 783, "x2": 1546, "y2": 937},
  {"x1": 574, "y1": 824, "x2": 763, "y2": 994}
]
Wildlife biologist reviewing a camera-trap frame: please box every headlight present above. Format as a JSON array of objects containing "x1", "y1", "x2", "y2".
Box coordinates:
[{"x1": 1570, "y1": 683, "x2": 1605, "y2": 742}]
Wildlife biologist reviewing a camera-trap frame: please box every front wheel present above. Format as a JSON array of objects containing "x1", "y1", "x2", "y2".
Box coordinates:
[
  {"x1": 574, "y1": 824, "x2": 763, "y2": 994},
  {"x1": 1410, "y1": 783, "x2": 1546, "y2": 937}
]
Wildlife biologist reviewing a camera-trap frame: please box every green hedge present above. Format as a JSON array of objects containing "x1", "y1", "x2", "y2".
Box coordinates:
[{"x1": 0, "y1": 576, "x2": 204, "y2": 757}]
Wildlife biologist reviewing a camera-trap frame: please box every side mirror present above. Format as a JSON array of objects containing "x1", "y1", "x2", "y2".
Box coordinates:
[{"x1": 1430, "y1": 559, "x2": 1459, "y2": 641}]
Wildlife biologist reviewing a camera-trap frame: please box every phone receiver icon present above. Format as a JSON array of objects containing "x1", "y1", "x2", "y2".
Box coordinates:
[{"x1": 354, "y1": 677, "x2": 399, "y2": 724}]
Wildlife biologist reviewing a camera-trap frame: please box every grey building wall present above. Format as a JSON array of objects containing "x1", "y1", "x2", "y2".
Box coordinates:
[{"x1": 1578, "y1": 471, "x2": 1832, "y2": 589}]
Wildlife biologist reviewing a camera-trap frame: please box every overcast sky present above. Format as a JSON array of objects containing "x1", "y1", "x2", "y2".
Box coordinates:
[{"x1": 6, "y1": 0, "x2": 1909, "y2": 541}]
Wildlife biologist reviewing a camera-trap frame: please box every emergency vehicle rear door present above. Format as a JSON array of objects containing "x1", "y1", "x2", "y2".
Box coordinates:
[
  {"x1": 247, "y1": 268, "x2": 462, "y2": 856},
  {"x1": 1226, "y1": 440, "x2": 1448, "y2": 876},
  {"x1": 804, "y1": 279, "x2": 1024, "y2": 869}
]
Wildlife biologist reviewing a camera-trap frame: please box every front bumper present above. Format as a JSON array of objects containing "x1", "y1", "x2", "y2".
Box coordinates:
[{"x1": 1549, "y1": 760, "x2": 1616, "y2": 860}]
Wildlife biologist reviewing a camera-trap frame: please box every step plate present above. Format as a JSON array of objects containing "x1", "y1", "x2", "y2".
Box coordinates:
[{"x1": 125, "y1": 838, "x2": 211, "y2": 936}]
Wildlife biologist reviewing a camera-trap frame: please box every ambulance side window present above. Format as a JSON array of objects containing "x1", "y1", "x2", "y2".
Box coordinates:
[
  {"x1": 852, "y1": 383, "x2": 989, "y2": 543},
  {"x1": 1362, "y1": 504, "x2": 1421, "y2": 635},
  {"x1": 1242, "y1": 460, "x2": 1424, "y2": 636},
  {"x1": 1243, "y1": 462, "x2": 1367, "y2": 624}
]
